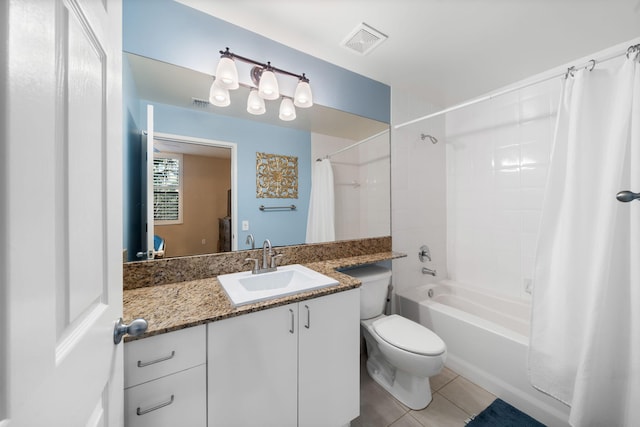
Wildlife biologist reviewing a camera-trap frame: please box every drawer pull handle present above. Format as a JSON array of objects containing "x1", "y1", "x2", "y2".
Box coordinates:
[
  {"x1": 136, "y1": 394, "x2": 174, "y2": 416},
  {"x1": 137, "y1": 350, "x2": 175, "y2": 368}
]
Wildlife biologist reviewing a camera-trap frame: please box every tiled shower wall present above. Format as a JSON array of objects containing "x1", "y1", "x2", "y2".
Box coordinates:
[
  {"x1": 311, "y1": 132, "x2": 390, "y2": 241},
  {"x1": 391, "y1": 90, "x2": 447, "y2": 296},
  {"x1": 445, "y1": 78, "x2": 561, "y2": 300}
]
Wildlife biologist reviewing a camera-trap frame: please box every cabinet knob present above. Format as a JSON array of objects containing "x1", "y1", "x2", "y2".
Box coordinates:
[{"x1": 113, "y1": 317, "x2": 148, "y2": 344}]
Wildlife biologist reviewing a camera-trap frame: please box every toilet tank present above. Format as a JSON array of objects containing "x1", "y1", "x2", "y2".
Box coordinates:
[{"x1": 341, "y1": 265, "x2": 392, "y2": 320}]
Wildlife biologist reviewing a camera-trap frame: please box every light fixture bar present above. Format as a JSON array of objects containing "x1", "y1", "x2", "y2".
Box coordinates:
[
  {"x1": 211, "y1": 48, "x2": 313, "y2": 120},
  {"x1": 219, "y1": 48, "x2": 307, "y2": 81}
]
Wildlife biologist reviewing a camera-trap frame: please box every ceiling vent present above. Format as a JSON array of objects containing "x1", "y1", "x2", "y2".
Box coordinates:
[
  {"x1": 341, "y1": 23, "x2": 387, "y2": 55},
  {"x1": 192, "y1": 97, "x2": 211, "y2": 108}
]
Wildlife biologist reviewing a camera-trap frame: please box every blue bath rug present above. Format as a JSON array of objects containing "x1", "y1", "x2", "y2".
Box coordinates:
[{"x1": 465, "y1": 398, "x2": 546, "y2": 427}]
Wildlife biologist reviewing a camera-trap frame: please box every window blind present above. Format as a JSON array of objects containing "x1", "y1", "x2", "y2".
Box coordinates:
[{"x1": 153, "y1": 156, "x2": 181, "y2": 221}]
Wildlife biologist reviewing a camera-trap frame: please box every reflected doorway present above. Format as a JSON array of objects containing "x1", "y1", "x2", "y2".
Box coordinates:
[{"x1": 150, "y1": 133, "x2": 237, "y2": 258}]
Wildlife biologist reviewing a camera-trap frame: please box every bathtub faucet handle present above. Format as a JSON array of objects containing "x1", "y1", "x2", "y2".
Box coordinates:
[
  {"x1": 422, "y1": 267, "x2": 437, "y2": 276},
  {"x1": 418, "y1": 245, "x2": 432, "y2": 262}
]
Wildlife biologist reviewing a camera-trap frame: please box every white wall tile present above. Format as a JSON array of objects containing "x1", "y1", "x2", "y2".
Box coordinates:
[
  {"x1": 392, "y1": 90, "x2": 447, "y2": 296},
  {"x1": 445, "y1": 80, "x2": 558, "y2": 299},
  {"x1": 521, "y1": 210, "x2": 542, "y2": 235},
  {"x1": 312, "y1": 132, "x2": 390, "y2": 241},
  {"x1": 520, "y1": 165, "x2": 548, "y2": 188}
]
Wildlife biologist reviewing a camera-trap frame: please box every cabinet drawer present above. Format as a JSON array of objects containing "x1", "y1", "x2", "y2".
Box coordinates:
[
  {"x1": 125, "y1": 364, "x2": 206, "y2": 427},
  {"x1": 125, "y1": 324, "x2": 205, "y2": 388}
]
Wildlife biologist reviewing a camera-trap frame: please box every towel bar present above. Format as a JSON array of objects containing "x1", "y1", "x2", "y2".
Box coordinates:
[{"x1": 259, "y1": 204, "x2": 297, "y2": 211}]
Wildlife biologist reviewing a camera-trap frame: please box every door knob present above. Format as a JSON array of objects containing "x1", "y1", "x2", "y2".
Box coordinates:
[{"x1": 113, "y1": 317, "x2": 148, "y2": 344}]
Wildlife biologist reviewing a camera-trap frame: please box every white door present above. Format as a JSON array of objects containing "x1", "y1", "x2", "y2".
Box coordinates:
[{"x1": 2, "y1": 0, "x2": 124, "y2": 426}]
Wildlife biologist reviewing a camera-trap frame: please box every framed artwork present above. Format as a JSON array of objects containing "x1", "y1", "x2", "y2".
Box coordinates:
[{"x1": 256, "y1": 152, "x2": 298, "y2": 198}]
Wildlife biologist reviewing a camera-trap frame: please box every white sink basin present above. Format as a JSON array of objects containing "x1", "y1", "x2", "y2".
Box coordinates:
[{"x1": 217, "y1": 264, "x2": 339, "y2": 307}]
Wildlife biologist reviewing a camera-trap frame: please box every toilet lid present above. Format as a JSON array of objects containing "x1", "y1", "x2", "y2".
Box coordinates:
[{"x1": 372, "y1": 315, "x2": 446, "y2": 356}]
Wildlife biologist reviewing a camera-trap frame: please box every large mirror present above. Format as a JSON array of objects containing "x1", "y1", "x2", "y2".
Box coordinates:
[{"x1": 124, "y1": 53, "x2": 390, "y2": 262}]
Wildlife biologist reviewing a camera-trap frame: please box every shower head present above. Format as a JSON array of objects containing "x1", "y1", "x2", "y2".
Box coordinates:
[{"x1": 420, "y1": 133, "x2": 438, "y2": 144}]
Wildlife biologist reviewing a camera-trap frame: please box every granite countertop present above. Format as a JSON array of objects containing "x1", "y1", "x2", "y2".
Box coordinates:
[{"x1": 123, "y1": 251, "x2": 405, "y2": 341}]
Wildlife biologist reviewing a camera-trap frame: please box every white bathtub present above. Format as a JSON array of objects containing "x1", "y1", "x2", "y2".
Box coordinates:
[{"x1": 396, "y1": 281, "x2": 570, "y2": 427}]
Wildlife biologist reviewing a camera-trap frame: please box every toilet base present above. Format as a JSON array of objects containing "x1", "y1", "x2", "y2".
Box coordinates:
[
  {"x1": 366, "y1": 355, "x2": 433, "y2": 410},
  {"x1": 364, "y1": 337, "x2": 434, "y2": 410}
]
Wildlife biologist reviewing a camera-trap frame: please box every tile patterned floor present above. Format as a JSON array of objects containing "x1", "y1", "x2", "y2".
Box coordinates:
[{"x1": 352, "y1": 358, "x2": 496, "y2": 427}]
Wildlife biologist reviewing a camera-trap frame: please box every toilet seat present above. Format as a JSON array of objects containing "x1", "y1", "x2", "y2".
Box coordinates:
[{"x1": 372, "y1": 315, "x2": 445, "y2": 356}]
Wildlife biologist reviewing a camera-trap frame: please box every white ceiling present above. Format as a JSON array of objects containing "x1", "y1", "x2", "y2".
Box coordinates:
[{"x1": 177, "y1": 0, "x2": 640, "y2": 108}]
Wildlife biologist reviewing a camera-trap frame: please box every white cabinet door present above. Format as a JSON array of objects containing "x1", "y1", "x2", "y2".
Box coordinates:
[
  {"x1": 208, "y1": 304, "x2": 298, "y2": 427},
  {"x1": 298, "y1": 289, "x2": 361, "y2": 427},
  {"x1": 3, "y1": 0, "x2": 124, "y2": 426}
]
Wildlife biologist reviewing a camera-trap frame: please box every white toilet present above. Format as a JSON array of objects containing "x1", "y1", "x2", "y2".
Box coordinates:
[{"x1": 344, "y1": 265, "x2": 447, "y2": 410}]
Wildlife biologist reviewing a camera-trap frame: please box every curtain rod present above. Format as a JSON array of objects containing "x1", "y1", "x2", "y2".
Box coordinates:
[
  {"x1": 394, "y1": 43, "x2": 639, "y2": 130},
  {"x1": 317, "y1": 129, "x2": 390, "y2": 161}
]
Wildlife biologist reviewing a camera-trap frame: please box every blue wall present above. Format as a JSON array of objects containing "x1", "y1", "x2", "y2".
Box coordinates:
[
  {"x1": 141, "y1": 101, "x2": 311, "y2": 250},
  {"x1": 123, "y1": 0, "x2": 390, "y2": 123}
]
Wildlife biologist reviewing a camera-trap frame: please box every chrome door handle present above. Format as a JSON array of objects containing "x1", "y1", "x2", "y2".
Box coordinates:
[
  {"x1": 113, "y1": 317, "x2": 148, "y2": 344},
  {"x1": 304, "y1": 305, "x2": 310, "y2": 329}
]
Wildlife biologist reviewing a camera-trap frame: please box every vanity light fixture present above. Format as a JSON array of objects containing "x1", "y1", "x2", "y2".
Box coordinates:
[
  {"x1": 209, "y1": 79, "x2": 230, "y2": 107},
  {"x1": 246, "y1": 88, "x2": 266, "y2": 115},
  {"x1": 294, "y1": 74, "x2": 313, "y2": 108},
  {"x1": 279, "y1": 98, "x2": 296, "y2": 121},
  {"x1": 214, "y1": 48, "x2": 239, "y2": 89},
  {"x1": 211, "y1": 47, "x2": 313, "y2": 121},
  {"x1": 257, "y1": 63, "x2": 280, "y2": 100}
]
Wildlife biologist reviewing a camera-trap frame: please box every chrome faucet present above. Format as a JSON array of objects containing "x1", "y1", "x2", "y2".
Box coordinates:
[
  {"x1": 246, "y1": 239, "x2": 285, "y2": 274},
  {"x1": 245, "y1": 233, "x2": 255, "y2": 250},
  {"x1": 262, "y1": 239, "x2": 272, "y2": 269}
]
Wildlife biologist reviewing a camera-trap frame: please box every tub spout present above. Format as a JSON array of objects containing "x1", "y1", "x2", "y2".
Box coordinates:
[{"x1": 422, "y1": 267, "x2": 437, "y2": 276}]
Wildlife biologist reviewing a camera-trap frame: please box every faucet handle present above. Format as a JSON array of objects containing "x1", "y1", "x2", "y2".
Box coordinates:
[
  {"x1": 244, "y1": 258, "x2": 260, "y2": 274},
  {"x1": 418, "y1": 245, "x2": 432, "y2": 262},
  {"x1": 270, "y1": 253, "x2": 284, "y2": 269}
]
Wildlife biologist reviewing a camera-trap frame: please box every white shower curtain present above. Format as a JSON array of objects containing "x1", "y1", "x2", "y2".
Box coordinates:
[
  {"x1": 306, "y1": 158, "x2": 335, "y2": 243},
  {"x1": 529, "y1": 51, "x2": 640, "y2": 426}
]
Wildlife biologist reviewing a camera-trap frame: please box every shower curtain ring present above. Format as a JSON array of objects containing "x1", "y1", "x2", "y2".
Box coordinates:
[
  {"x1": 564, "y1": 66, "x2": 576, "y2": 79},
  {"x1": 626, "y1": 44, "x2": 640, "y2": 60},
  {"x1": 586, "y1": 59, "x2": 596, "y2": 72}
]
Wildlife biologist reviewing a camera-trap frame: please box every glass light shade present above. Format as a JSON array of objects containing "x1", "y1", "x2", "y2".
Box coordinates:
[
  {"x1": 294, "y1": 81, "x2": 313, "y2": 108},
  {"x1": 246, "y1": 89, "x2": 266, "y2": 115},
  {"x1": 279, "y1": 98, "x2": 296, "y2": 121},
  {"x1": 258, "y1": 70, "x2": 280, "y2": 100},
  {"x1": 214, "y1": 56, "x2": 239, "y2": 90},
  {"x1": 209, "y1": 80, "x2": 230, "y2": 107}
]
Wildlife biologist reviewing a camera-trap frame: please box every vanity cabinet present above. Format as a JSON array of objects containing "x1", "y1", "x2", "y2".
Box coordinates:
[
  {"x1": 124, "y1": 325, "x2": 207, "y2": 427},
  {"x1": 207, "y1": 289, "x2": 360, "y2": 427}
]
